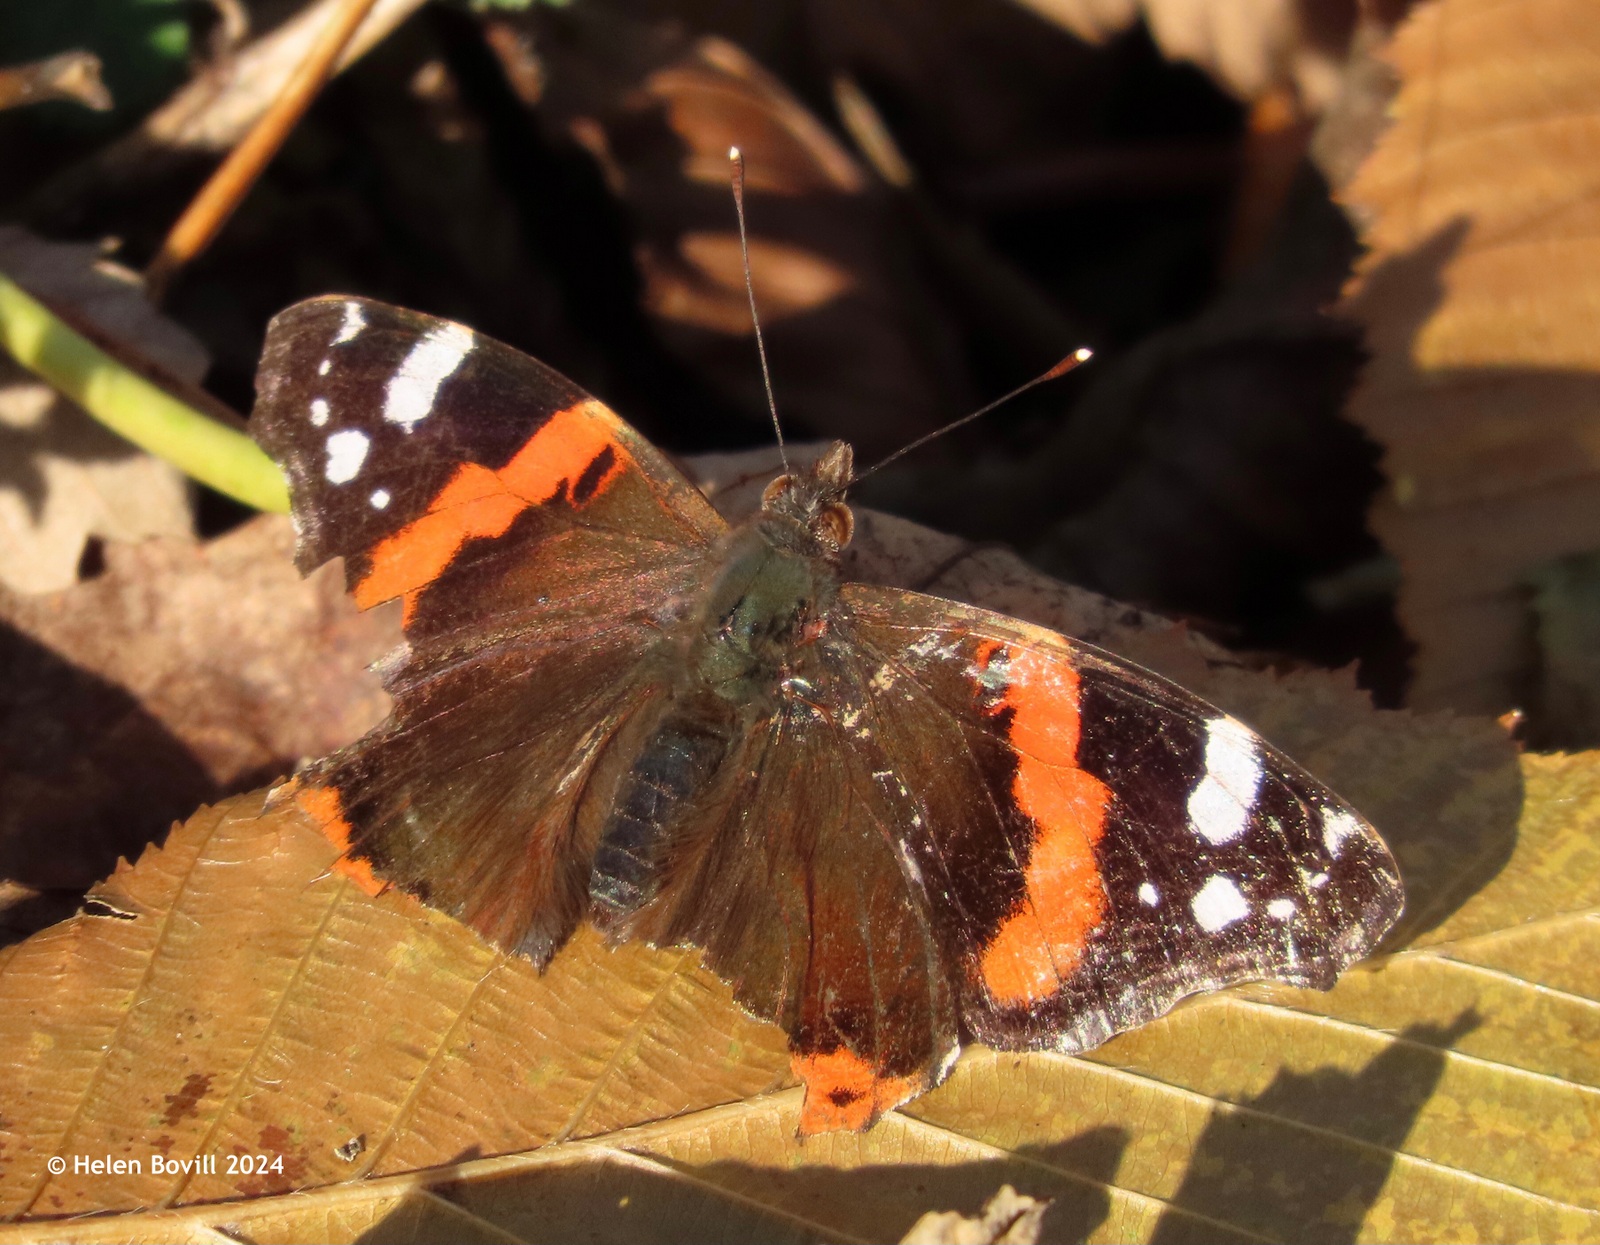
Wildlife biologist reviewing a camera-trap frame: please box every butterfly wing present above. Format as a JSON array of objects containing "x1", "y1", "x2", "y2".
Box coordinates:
[
  {"x1": 253, "y1": 296, "x2": 727, "y2": 962},
  {"x1": 620, "y1": 580, "x2": 1401, "y2": 1133},
  {"x1": 607, "y1": 650, "x2": 962, "y2": 1135},
  {"x1": 840, "y1": 584, "x2": 1404, "y2": 1055},
  {"x1": 253, "y1": 296, "x2": 1402, "y2": 1130}
]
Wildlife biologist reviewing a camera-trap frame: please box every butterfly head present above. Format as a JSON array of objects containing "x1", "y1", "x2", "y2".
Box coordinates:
[{"x1": 760, "y1": 440, "x2": 855, "y2": 554}]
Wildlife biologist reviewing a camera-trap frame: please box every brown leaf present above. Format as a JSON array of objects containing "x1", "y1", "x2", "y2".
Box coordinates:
[
  {"x1": 4, "y1": 455, "x2": 1586, "y2": 1243},
  {"x1": 0, "y1": 52, "x2": 112, "y2": 113},
  {"x1": 1338, "y1": 0, "x2": 1600, "y2": 724},
  {"x1": 25, "y1": 0, "x2": 431, "y2": 215},
  {"x1": 1007, "y1": 0, "x2": 1374, "y2": 113},
  {"x1": 2, "y1": 731, "x2": 1592, "y2": 1239},
  {"x1": 0, "y1": 789, "x2": 790, "y2": 1220},
  {"x1": 523, "y1": 13, "x2": 967, "y2": 455},
  {"x1": 854, "y1": 167, "x2": 1378, "y2": 665},
  {"x1": 0, "y1": 229, "x2": 199, "y2": 594},
  {"x1": 0, "y1": 516, "x2": 394, "y2": 895},
  {"x1": 1022, "y1": 291, "x2": 1376, "y2": 637}
]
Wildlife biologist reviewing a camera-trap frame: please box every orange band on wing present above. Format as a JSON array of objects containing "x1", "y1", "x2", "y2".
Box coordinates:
[
  {"x1": 976, "y1": 642, "x2": 1112, "y2": 1006},
  {"x1": 792, "y1": 1048, "x2": 924, "y2": 1136},
  {"x1": 353, "y1": 400, "x2": 629, "y2": 618},
  {"x1": 292, "y1": 782, "x2": 386, "y2": 897}
]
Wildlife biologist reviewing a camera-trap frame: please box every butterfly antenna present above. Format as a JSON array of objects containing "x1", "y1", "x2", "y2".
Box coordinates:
[
  {"x1": 729, "y1": 146, "x2": 789, "y2": 471},
  {"x1": 852, "y1": 348, "x2": 1094, "y2": 484}
]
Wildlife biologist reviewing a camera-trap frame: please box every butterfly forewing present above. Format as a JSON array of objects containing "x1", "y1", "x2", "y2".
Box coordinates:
[
  {"x1": 254, "y1": 296, "x2": 724, "y2": 643},
  {"x1": 839, "y1": 585, "x2": 1403, "y2": 1055},
  {"x1": 253, "y1": 296, "x2": 728, "y2": 962}
]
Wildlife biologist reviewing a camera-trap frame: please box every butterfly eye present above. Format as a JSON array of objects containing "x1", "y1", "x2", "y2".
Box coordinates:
[
  {"x1": 762, "y1": 475, "x2": 797, "y2": 508},
  {"x1": 815, "y1": 502, "x2": 854, "y2": 551}
]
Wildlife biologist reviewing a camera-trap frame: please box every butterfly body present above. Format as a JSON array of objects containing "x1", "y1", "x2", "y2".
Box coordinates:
[
  {"x1": 592, "y1": 441, "x2": 851, "y2": 920},
  {"x1": 254, "y1": 295, "x2": 1403, "y2": 1136}
]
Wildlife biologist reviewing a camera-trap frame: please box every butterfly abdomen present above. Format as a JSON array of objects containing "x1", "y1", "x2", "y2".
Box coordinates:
[
  {"x1": 591, "y1": 516, "x2": 838, "y2": 924},
  {"x1": 589, "y1": 704, "x2": 735, "y2": 920}
]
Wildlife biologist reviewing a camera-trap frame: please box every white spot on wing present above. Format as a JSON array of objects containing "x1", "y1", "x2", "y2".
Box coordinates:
[
  {"x1": 369, "y1": 488, "x2": 391, "y2": 509},
  {"x1": 1191, "y1": 874, "x2": 1249, "y2": 933},
  {"x1": 309, "y1": 397, "x2": 330, "y2": 426},
  {"x1": 324, "y1": 429, "x2": 369, "y2": 484},
  {"x1": 384, "y1": 321, "x2": 474, "y2": 431},
  {"x1": 318, "y1": 358, "x2": 331, "y2": 376},
  {"x1": 1187, "y1": 716, "x2": 1263, "y2": 846},
  {"x1": 1310, "y1": 871, "x2": 1330, "y2": 889},
  {"x1": 1137, "y1": 881, "x2": 1160, "y2": 907},
  {"x1": 333, "y1": 301, "x2": 366, "y2": 345},
  {"x1": 1322, "y1": 807, "x2": 1364, "y2": 859},
  {"x1": 1267, "y1": 897, "x2": 1296, "y2": 920}
]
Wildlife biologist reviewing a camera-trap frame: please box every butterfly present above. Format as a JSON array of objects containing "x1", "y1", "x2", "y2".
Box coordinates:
[{"x1": 253, "y1": 294, "x2": 1403, "y2": 1136}]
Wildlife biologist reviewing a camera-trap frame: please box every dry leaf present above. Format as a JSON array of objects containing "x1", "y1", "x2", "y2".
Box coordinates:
[
  {"x1": 5, "y1": 464, "x2": 1591, "y2": 1239},
  {"x1": 0, "y1": 52, "x2": 111, "y2": 113},
  {"x1": 1008, "y1": 0, "x2": 1368, "y2": 113},
  {"x1": 26, "y1": 0, "x2": 430, "y2": 213},
  {"x1": 1338, "y1": 0, "x2": 1600, "y2": 725},
  {"x1": 1024, "y1": 271, "x2": 1375, "y2": 637},
  {"x1": 0, "y1": 737, "x2": 1592, "y2": 1239},
  {"x1": 0, "y1": 229, "x2": 198, "y2": 594},
  {"x1": 522, "y1": 14, "x2": 966, "y2": 455},
  {"x1": 0, "y1": 516, "x2": 394, "y2": 893},
  {"x1": 853, "y1": 169, "x2": 1377, "y2": 662},
  {"x1": 0, "y1": 789, "x2": 792, "y2": 1222}
]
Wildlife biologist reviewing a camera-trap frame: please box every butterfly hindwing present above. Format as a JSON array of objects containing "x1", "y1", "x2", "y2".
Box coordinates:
[{"x1": 606, "y1": 650, "x2": 962, "y2": 1135}]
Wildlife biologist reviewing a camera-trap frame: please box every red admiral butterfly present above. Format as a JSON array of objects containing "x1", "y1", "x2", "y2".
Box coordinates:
[{"x1": 254, "y1": 294, "x2": 1403, "y2": 1136}]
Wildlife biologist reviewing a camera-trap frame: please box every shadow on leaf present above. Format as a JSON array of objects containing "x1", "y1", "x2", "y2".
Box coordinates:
[
  {"x1": 1151, "y1": 1011, "x2": 1480, "y2": 1244},
  {"x1": 0, "y1": 621, "x2": 217, "y2": 911},
  {"x1": 354, "y1": 1124, "x2": 1130, "y2": 1244}
]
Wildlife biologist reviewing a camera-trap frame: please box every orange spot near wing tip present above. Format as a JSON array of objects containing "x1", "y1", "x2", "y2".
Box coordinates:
[
  {"x1": 977, "y1": 644, "x2": 1114, "y2": 1007},
  {"x1": 791, "y1": 1048, "x2": 925, "y2": 1136},
  {"x1": 292, "y1": 782, "x2": 386, "y2": 898}
]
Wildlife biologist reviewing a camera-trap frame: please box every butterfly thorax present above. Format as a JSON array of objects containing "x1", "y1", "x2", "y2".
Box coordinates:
[
  {"x1": 589, "y1": 443, "x2": 856, "y2": 923},
  {"x1": 687, "y1": 441, "x2": 855, "y2": 703}
]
